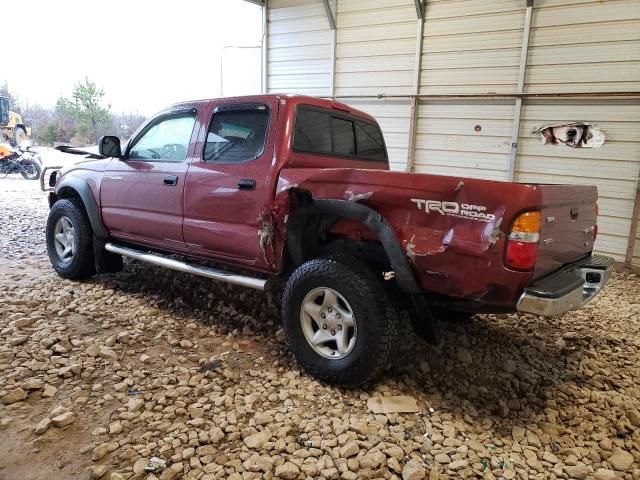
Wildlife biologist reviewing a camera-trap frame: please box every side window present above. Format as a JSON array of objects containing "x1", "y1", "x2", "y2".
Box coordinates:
[
  {"x1": 293, "y1": 109, "x2": 332, "y2": 154},
  {"x1": 293, "y1": 106, "x2": 387, "y2": 162},
  {"x1": 203, "y1": 106, "x2": 269, "y2": 163},
  {"x1": 332, "y1": 117, "x2": 355, "y2": 155},
  {"x1": 129, "y1": 114, "x2": 196, "y2": 162},
  {"x1": 355, "y1": 121, "x2": 386, "y2": 161}
]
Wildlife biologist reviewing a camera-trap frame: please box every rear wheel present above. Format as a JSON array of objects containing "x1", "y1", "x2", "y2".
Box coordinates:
[
  {"x1": 19, "y1": 160, "x2": 41, "y2": 180},
  {"x1": 46, "y1": 199, "x2": 96, "y2": 279},
  {"x1": 282, "y1": 257, "x2": 398, "y2": 386},
  {"x1": 13, "y1": 127, "x2": 27, "y2": 146}
]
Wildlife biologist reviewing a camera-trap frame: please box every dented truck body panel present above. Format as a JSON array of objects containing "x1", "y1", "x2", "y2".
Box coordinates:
[
  {"x1": 274, "y1": 168, "x2": 599, "y2": 306},
  {"x1": 276, "y1": 168, "x2": 544, "y2": 306},
  {"x1": 50, "y1": 94, "x2": 604, "y2": 313}
]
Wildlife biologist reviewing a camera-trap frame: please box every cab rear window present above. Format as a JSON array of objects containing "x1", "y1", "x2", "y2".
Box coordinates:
[{"x1": 293, "y1": 106, "x2": 387, "y2": 162}]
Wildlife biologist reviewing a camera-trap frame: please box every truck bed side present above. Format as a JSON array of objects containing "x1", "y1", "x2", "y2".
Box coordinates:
[{"x1": 275, "y1": 168, "x2": 595, "y2": 309}]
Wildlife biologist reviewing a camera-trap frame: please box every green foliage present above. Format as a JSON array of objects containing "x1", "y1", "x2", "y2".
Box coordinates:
[
  {"x1": 57, "y1": 77, "x2": 112, "y2": 144},
  {"x1": 38, "y1": 122, "x2": 59, "y2": 145},
  {"x1": 2, "y1": 78, "x2": 146, "y2": 146},
  {"x1": 0, "y1": 81, "x2": 20, "y2": 113}
]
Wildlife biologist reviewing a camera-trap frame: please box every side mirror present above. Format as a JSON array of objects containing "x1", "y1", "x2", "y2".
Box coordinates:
[{"x1": 99, "y1": 135, "x2": 122, "y2": 158}]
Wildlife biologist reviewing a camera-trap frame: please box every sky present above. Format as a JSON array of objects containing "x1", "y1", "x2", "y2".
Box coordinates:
[{"x1": 2, "y1": 0, "x2": 263, "y2": 115}]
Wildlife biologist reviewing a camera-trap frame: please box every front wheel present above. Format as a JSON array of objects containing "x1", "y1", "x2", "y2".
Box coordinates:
[
  {"x1": 282, "y1": 257, "x2": 399, "y2": 386},
  {"x1": 20, "y1": 160, "x2": 41, "y2": 180},
  {"x1": 46, "y1": 199, "x2": 96, "y2": 279},
  {"x1": 13, "y1": 127, "x2": 27, "y2": 146}
]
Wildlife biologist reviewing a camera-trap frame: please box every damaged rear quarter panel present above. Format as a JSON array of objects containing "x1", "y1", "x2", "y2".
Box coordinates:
[{"x1": 276, "y1": 168, "x2": 540, "y2": 306}]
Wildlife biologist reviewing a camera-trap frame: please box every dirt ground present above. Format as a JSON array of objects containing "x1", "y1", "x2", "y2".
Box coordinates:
[{"x1": 0, "y1": 175, "x2": 639, "y2": 480}]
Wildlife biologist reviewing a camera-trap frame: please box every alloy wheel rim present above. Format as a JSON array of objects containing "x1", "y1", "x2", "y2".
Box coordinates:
[
  {"x1": 53, "y1": 216, "x2": 75, "y2": 262},
  {"x1": 300, "y1": 287, "x2": 357, "y2": 359}
]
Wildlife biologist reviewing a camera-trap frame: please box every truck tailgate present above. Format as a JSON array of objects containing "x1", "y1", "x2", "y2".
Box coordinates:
[{"x1": 534, "y1": 184, "x2": 598, "y2": 279}]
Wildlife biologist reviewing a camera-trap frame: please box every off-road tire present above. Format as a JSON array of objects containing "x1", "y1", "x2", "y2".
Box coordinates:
[
  {"x1": 282, "y1": 257, "x2": 399, "y2": 386},
  {"x1": 329, "y1": 254, "x2": 417, "y2": 367},
  {"x1": 46, "y1": 198, "x2": 96, "y2": 279},
  {"x1": 19, "y1": 160, "x2": 41, "y2": 180},
  {"x1": 13, "y1": 127, "x2": 27, "y2": 146}
]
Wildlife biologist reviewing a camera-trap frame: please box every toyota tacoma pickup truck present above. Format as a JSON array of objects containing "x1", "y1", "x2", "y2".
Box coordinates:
[{"x1": 43, "y1": 94, "x2": 613, "y2": 386}]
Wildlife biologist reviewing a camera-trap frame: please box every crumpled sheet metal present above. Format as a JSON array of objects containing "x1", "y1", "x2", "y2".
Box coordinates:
[{"x1": 275, "y1": 167, "x2": 537, "y2": 306}]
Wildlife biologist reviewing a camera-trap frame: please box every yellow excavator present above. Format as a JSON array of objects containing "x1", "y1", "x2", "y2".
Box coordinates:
[{"x1": 0, "y1": 96, "x2": 30, "y2": 145}]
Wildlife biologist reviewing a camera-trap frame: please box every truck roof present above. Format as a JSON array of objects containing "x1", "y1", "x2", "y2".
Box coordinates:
[{"x1": 170, "y1": 94, "x2": 377, "y2": 125}]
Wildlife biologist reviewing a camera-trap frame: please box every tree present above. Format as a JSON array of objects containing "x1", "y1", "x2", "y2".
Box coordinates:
[
  {"x1": 39, "y1": 122, "x2": 59, "y2": 145},
  {"x1": 58, "y1": 77, "x2": 111, "y2": 144},
  {"x1": 1, "y1": 78, "x2": 145, "y2": 146},
  {"x1": 23, "y1": 104, "x2": 52, "y2": 141},
  {"x1": 0, "y1": 81, "x2": 21, "y2": 114}
]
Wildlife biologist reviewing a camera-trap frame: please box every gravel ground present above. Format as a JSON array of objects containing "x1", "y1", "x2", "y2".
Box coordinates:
[{"x1": 0, "y1": 176, "x2": 639, "y2": 480}]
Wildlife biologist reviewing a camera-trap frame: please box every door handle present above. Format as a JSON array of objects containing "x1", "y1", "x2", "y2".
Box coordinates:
[
  {"x1": 164, "y1": 175, "x2": 178, "y2": 186},
  {"x1": 238, "y1": 179, "x2": 256, "y2": 191}
]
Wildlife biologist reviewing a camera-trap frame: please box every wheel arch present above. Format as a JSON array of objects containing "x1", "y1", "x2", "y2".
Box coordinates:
[
  {"x1": 286, "y1": 197, "x2": 420, "y2": 294},
  {"x1": 54, "y1": 177, "x2": 108, "y2": 238}
]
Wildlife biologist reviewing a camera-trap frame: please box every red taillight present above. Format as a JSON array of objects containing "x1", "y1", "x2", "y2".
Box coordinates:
[
  {"x1": 594, "y1": 203, "x2": 599, "y2": 241},
  {"x1": 506, "y1": 211, "x2": 541, "y2": 270},
  {"x1": 506, "y1": 241, "x2": 538, "y2": 271}
]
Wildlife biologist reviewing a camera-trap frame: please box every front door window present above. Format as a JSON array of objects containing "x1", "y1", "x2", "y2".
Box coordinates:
[{"x1": 129, "y1": 114, "x2": 196, "y2": 162}]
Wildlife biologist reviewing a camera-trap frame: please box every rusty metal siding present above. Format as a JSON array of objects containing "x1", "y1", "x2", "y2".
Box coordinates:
[{"x1": 268, "y1": 0, "x2": 333, "y2": 96}]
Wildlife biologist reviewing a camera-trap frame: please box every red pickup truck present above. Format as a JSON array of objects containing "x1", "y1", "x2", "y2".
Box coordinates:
[{"x1": 44, "y1": 94, "x2": 613, "y2": 385}]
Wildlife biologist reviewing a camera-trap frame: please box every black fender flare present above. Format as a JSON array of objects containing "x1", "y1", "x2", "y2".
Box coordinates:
[
  {"x1": 287, "y1": 198, "x2": 421, "y2": 293},
  {"x1": 55, "y1": 177, "x2": 108, "y2": 238}
]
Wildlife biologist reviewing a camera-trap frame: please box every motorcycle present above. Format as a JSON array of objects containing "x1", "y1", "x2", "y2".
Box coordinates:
[{"x1": 0, "y1": 143, "x2": 42, "y2": 180}]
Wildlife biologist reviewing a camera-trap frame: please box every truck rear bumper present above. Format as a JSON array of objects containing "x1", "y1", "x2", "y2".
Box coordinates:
[{"x1": 516, "y1": 254, "x2": 614, "y2": 317}]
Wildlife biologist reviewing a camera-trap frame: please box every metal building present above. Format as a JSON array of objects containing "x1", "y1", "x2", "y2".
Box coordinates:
[{"x1": 251, "y1": 0, "x2": 640, "y2": 269}]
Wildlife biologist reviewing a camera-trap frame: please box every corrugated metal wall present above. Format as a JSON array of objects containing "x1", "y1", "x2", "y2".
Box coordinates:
[
  {"x1": 414, "y1": 0, "x2": 525, "y2": 181},
  {"x1": 265, "y1": 0, "x2": 640, "y2": 266},
  {"x1": 515, "y1": 0, "x2": 640, "y2": 263},
  {"x1": 267, "y1": 0, "x2": 333, "y2": 96},
  {"x1": 334, "y1": 0, "x2": 416, "y2": 170}
]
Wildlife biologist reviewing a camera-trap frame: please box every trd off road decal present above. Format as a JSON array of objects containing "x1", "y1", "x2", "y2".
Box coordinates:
[{"x1": 411, "y1": 199, "x2": 496, "y2": 222}]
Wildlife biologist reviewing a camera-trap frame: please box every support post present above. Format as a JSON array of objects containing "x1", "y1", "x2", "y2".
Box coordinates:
[
  {"x1": 405, "y1": 2, "x2": 425, "y2": 173},
  {"x1": 414, "y1": 0, "x2": 424, "y2": 19},
  {"x1": 625, "y1": 182, "x2": 640, "y2": 269},
  {"x1": 507, "y1": 0, "x2": 533, "y2": 181},
  {"x1": 261, "y1": 0, "x2": 269, "y2": 94},
  {"x1": 322, "y1": 0, "x2": 336, "y2": 29},
  {"x1": 322, "y1": 0, "x2": 337, "y2": 98},
  {"x1": 330, "y1": 19, "x2": 337, "y2": 98}
]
